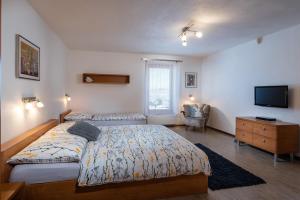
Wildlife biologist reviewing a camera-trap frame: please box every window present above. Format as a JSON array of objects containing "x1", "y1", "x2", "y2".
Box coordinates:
[{"x1": 145, "y1": 61, "x2": 180, "y2": 115}]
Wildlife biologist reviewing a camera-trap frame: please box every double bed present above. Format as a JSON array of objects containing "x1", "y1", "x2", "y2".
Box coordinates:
[{"x1": 2, "y1": 112, "x2": 211, "y2": 200}]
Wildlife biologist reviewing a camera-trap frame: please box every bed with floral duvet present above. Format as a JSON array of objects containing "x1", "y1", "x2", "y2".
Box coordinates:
[
  {"x1": 78, "y1": 124, "x2": 211, "y2": 186},
  {"x1": 8, "y1": 122, "x2": 211, "y2": 187}
]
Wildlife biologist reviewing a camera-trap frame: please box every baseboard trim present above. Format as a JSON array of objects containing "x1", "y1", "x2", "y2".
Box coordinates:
[
  {"x1": 164, "y1": 124, "x2": 185, "y2": 127},
  {"x1": 207, "y1": 126, "x2": 234, "y2": 137}
]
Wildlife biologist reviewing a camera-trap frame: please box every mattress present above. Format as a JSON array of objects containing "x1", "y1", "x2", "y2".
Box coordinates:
[{"x1": 9, "y1": 163, "x2": 80, "y2": 184}]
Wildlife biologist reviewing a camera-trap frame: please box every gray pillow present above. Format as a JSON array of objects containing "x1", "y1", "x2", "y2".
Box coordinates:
[{"x1": 67, "y1": 121, "x2": 100, "y2": 141}]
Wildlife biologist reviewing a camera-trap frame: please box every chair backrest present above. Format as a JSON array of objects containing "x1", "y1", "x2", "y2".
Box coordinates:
[
  {"x1": 202, "y1": 104, "x2": 210, "y2": 117},
  {"x1": 182, "y1": 104, "x2": 198, "y2": 117},
  {"x1": 201, "y1": 104, "x2": 211, "y2": 126},
  {"x1": 182, "y1": 104, "x2": 211, "y2": 118}
]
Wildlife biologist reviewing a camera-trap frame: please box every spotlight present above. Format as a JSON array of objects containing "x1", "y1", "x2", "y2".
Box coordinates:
[
  {"x1": 25, "y1": 102, "x2": 34, "y2": 110},
  {"x1": 195, "y1": 32, "x2": 203, "y2": 38},
  {"x1": 36, "y1": 100, "x2": 44, "y2": 108},
  {"x1": 181, "y1": 33, "x2": 187, "y2": 41},
  {"x1": 189, "y1": 94, "x2": 195, "y2": 101},
  {"x1": 65, "y1": 94, "x2": 71, "y2": 102}
]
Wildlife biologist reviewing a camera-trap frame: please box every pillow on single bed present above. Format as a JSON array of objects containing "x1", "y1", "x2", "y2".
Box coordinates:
[
  {"x1": 8, "y1": 123, "x2": 87, "y2": 165},
  {"x1": 92, "y1": 112, "x2": 147, "y2": 121},
  {"x1": 67, "y1": 121, "x2": 100, "y2": 141},
  {"x1": 64, "y1": 112, "x2": 93, "y2": 121}
]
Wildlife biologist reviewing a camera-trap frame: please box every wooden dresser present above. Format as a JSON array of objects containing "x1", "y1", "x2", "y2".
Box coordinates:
[{"x1": 236, "y1": 117, "x2": 299, "y2": 165}]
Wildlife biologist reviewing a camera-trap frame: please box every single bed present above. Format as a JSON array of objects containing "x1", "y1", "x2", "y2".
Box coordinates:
[
  {"x1": 2, "y1": 118, "x2": 210, "y2": 200},
  {"x1": 60, "y1": 109, "x2": 148, "y2": 125}
]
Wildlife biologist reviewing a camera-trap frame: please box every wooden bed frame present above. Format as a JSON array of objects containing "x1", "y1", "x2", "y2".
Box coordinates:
[
  {"x1": 0, "y1": 119, "x2": 59, "y2": 183},
  {"x1": 0, "y1": 117, "x2": 208, "y2": 200},
  {"x1": 60, "y1": 109, "x2": 72, "y2": 123}
]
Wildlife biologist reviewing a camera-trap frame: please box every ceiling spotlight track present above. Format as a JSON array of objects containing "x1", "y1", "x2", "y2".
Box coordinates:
[{"x1": 179, "y1": 24, "x2": 203, "y2": 47}]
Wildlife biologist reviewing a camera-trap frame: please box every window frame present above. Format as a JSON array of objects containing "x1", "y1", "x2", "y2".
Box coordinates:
[{"x1": 146, "y1": 63, "x2": 174, "y2": 116}]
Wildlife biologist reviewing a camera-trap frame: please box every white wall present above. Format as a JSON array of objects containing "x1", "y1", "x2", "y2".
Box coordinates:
[
  {"x1": 200, "y1": 24, "x2": 300, "y2": 152},
  {"x1": 66, "y1": 50, "x2": 202, "y2": 124},
  {"x1": 1, "y1": 0, "x2": 68, "y2": 143}
]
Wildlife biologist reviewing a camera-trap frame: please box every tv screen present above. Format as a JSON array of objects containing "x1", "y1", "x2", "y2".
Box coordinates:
[{"x1": 255, "y1": 86, "x2": 288, "y2": 108}]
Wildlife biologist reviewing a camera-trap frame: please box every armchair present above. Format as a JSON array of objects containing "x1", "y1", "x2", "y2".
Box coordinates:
[{"x1": 182, "y1": 104, "x2": 211, "y2": 130}]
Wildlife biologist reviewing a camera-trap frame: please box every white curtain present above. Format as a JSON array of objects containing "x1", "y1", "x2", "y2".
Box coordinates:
[
  {"x1": 144, "y1": 60, "x2": 180, "y2": 116},
  {"x1": 144, "y1": 61, "x2": 150, "y2": 115},
  {"x1": 172, "y1": 62, "x2": 180, "y2": 115}
]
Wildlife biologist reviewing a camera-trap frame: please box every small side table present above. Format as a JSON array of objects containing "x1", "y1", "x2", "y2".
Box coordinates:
[{"x1": 0, "y1": 182, "x2": 25, "y2": 200}]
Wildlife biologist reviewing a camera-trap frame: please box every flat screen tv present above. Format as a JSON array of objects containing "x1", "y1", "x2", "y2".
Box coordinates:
[{"x1": 254, "y1": 86, "x2": 288, "y2": 108}]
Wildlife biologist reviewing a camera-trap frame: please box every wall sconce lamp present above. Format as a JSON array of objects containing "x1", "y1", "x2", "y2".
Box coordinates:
[
  {"x1": 22, "y1": 97, "x2": 44, "y2": 110},
  {"x1": 189, "y1": 94, "x2": 195, "y2": 101},
  {"x1": 65, "y1": 94, "x2": 71, "y2": 102},
  {"x1": 36, "y1": 99, "x2": 44, "y2": 108}
]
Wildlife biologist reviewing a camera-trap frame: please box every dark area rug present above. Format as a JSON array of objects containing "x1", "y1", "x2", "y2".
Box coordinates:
[{"x1": 195, "y1": 143, "x2": 266, "y2": 190}]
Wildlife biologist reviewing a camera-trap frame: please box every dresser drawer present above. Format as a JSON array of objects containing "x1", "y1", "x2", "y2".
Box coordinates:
[
  {"x1": 253, "y1": 124, "x2": 277, "y2": 139},
  {"x1": 236, "y1": 119, "x2": 253, "y2": 132},
  {"x1": 236, "y1": 129, "x2": 253, "y2": 144},
  {"x1": 253, "y1": 134, "x2": 276, "y2": 153}
]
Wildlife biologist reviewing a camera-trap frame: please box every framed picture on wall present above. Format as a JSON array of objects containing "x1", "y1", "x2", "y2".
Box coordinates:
[
  {"x1": 185, "y1": 72, "x2": 197, "y2": 88},
  {"x1": 16, "y1": 34, "x2": 40, "y2": 81}
]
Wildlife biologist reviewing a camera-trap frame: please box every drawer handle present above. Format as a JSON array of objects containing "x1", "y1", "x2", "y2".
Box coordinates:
[
  {"x1": 263, "y1": 128, "x2": 266, "y2": 131},
  {"x1": 263, "y1": 139, "x2": 266, "y2": 143}
]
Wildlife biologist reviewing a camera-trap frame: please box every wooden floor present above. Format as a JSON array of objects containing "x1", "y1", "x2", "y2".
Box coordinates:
[{"x1": 160, "y1": 126, "x2": 300, "y2": 200}]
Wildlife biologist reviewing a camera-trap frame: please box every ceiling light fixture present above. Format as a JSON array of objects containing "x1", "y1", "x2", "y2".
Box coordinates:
[{"x1": 179, "y1": 25, "x2": 203, "y2": 47}]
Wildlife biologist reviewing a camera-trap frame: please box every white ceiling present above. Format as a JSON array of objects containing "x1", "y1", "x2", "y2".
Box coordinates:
[{"x1": 29, "y1": 0, "x2": 300, "y2": 57}]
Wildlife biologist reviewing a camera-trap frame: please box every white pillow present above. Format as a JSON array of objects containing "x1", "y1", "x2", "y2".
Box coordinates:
[{"x1": 8, "y1": 123, "x2": 87, "y2": 164}]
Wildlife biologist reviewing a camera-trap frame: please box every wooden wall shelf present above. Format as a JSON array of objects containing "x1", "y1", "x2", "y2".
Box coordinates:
[{"x1": 82, "y1": 73, "x2": 130, "y2": 84}]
